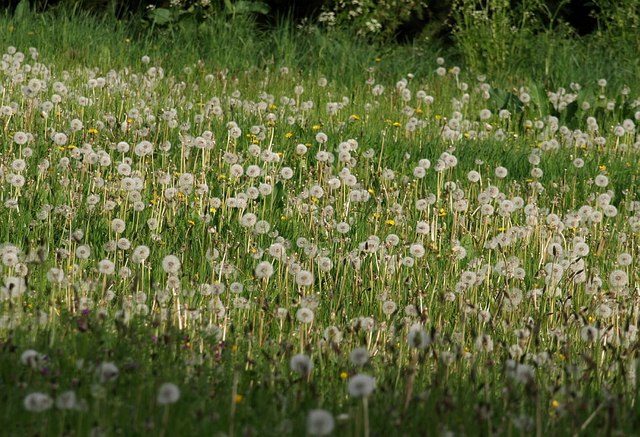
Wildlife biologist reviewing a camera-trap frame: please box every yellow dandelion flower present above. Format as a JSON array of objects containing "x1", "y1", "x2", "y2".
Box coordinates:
[
  {"x1": 598, "y1": 165, "x2": 607, "y2": 172},
  {"x1": 217, "y1": 174, "x2": 226, "y2": 181},
  {"x1": 438, "y1": 208, "x2": 447, "y2": 217},
  {"x1": 311, "y1": 197, "x2": 319, "y2": 203},
  {"x1": 340, "y1": 372, "x2": 348, "y2": 380},
  {"x1": 280, "y1": 215, "x2": 287, "y2": 221},
  {"x1": 550, "y1": 399, "x2": 560, "y2": 409},
  {"x1": 435, "y1": 114, "x2": 442, "y2": 120},
  {"x1": 187, "y1": 220, "x2": 195, "y2": 226},
  {"x1": 463, "y1": 132, "x2": 471, "y2": 139},
  {"x1": 312, "y1": 125, "x2": 321, "y2": 130},
  {"x1": 392, "y1": 122, "x2": 402, "y2": 127},
  {"x1": 268, "y1": 104, "x2": 277, "y2": 111},
  {"x1": 234, "y1": 394, "x2": 243, "y2": 404},
  {"x1": 415, "y1": 108, "x2": 423, "y2": 114},
  {"x1": 385, "y1": 219, "x2": 395, "y2": 225},
  {"x1": 285, "y1": 132, "x2": 293, "y2": 139},
  {"x1": 372, "y1": 212, "x2": 381, "y2": 219},
  {"x1": 210, "y1": 207, "x2": 217, "y2": 214},
  {"x1": 67, "y1": 145, "x2": 76, "y2": 149},
  {"x1": 367, "y1": 188, "x2": 374, "y2": 194},
  {"x1": 88, "y1": 128, "x2": 98, "y2": 134},
  {"x1": 350, "y1": 114, "x2": 361, "y2": 121}
]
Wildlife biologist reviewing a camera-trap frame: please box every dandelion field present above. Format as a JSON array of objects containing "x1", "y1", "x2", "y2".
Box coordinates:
[{"x1": 2, "y1": 9, "x2": 640, "y2": 437}]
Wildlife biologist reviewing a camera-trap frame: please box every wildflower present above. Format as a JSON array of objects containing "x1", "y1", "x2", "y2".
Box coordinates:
[
  {"x1": 56, "y1": 391, "x2": 79, "y2": 410},
  {"x1": 97, "y1": 259, "x2": 115, "y2": 275},
  {"x1": 594, "y1": 174, "x2": 609, "y2": 187},
  {"x1": 96, "y1": 362, "x2": 119, "y2": 383},
  {"x1": 609, "y1": 269, "x2": 628, "y2": 288},
  {"x1": 382, "y1": 300, "x2": 397, "y2": 315},
  {"x1": 617, "y1": 253, "x2": 632, "y2": 266},
  {"x1": 240, "y1": 213, "x2": 257, "y2": 228},
  {"x1": 157, "y1": 383, "x2": 181, "y2": 405},
  {"x1": 47, "y1": 267, "x2": 65, "y2": 284},
  {"x1": 495, "y1": 166, "x2": 508, "y2": 179},
  {"x1": 20, "y1": 349, "x2": 43, "y2": 368},
  {"x1": 409, "y1": 243, "x2": 425, "y2": 258},
  {"x1": 254, "y1": 261, "x2": 274, "y2": 280},
  {"x1": 162, "y1": 255, "x2": 181, "y2": 274},
  {"x1": 53, "y1": 132, "x2": 68, "y2": 146},
  {"x1": 349, "y1": 347, "x2": 369, "y2": 366},
  {"x1": 307, "y1": 409, "x2": 335, "y2": 436},
  {"x1": 296, "y1": 308, "x2": 314, "y2": 324},
  {"x1": 290, "y1": 354, "x2": 313, "y2": 376},
  {"x1": 295, "y1": 270, "x2": 314, "y2": 287},
  {"x1": 475, "y1": 334, "x2": 494, "y2": 352},
  {"x1": 324, "y1": 326, "x2": 343, "y2": 344},
  {"x1": 4, "y1": 276, "x2": 26, "y2": 298},
  {"x1": 23, "y1": 393, "x2": 54, "y2": 412},
  {"x1": 315, "y1": 132, "x2": 328, "y2": 143},
  {"x1": 347, "y1": 374, "x2": 375, "y2": 398},
  {"x1": 76, "y1": 244, "x2": 91, "y2": 259},
  {"x1": 581, "y1": 325, "x2": 599, "y2": 343},
  {"x1": 408, "y1": 325, "x2": 431, "y2": 349}
]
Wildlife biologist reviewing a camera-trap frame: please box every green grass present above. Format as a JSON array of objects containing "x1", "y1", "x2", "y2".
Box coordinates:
[{"x1": 0, "y1": 5, "x2": 640, "y2": 437}]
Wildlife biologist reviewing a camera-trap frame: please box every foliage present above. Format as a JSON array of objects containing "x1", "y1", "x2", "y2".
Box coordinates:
[
  {"x1": 318, "y1": 0, "x2": 429, "y2": 41},
  {"x1": 145, "y1": 0, "x2": 270, "y2": 31}
]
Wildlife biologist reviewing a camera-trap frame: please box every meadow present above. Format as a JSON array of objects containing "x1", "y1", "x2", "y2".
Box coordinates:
[{"x1": 1, "y1": 5, "x2": 640, "y2": 436}]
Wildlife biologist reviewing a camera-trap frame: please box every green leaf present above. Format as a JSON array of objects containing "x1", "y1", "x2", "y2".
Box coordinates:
[
  {"x1": 15, "y1": 0, "x2": 29, "y2": 21},
  {"x1": 228, "y1": 1, "x2": 271, "y2": 15},
  {"x1": 149, "y1": 8, "x2": 174, "y2": 26}
]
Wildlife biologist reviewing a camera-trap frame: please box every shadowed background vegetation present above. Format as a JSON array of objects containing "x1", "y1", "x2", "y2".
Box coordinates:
[{"x1": 3, "y1": 0, "x2": 639, "y2": 91}]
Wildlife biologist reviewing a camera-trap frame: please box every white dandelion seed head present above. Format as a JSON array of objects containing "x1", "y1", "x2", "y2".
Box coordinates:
[
  {"x1": 307, "y1": 409, "x2": 335, "y2": 436},
  {"x1": 157, "y1": 383, "x2": 181, "y2": 405},
  {"x1": 290, "y1": 354, "x2": 314, "y2": 376},
  {"x1": 347, "y1": 374, "x2": 375, "y2": 398},
  {"x1": 23, "y1": 392, "x2": 54, "y2": 412}
]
